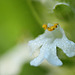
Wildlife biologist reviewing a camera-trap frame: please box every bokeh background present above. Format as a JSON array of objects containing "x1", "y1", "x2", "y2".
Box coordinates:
[{"x1": 0, "y1": 0, "x2": 75, "y2": 75}]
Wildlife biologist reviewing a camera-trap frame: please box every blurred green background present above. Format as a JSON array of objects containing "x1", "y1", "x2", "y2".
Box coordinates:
[{"x1": 0, "y1": 0, "x2": 75, "y2": 75}]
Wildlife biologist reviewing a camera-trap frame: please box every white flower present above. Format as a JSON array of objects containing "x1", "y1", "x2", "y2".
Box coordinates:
[{"x1": 28, "y1": 23, "x2": 75, "y2": 66}]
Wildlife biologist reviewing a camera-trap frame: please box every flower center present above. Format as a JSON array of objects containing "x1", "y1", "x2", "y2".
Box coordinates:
[{"x1": 42, "y1": 23, "x2": 59, "y2": 31}]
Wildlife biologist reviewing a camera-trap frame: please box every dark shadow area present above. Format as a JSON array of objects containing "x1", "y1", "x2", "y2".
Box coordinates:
[
  {"x1": 54, "y1": 4, "x2": 74, "y2": 22},
  {"x1": 18, "y1": 62, "x2": 49, "y2": 75}
]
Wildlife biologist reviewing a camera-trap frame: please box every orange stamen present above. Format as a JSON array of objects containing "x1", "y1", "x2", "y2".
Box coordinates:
[
  {"x1": 42, "y1": 23, "x2": 59, "y2": 31},
  {"x1": 42, "y1": 24, "x2": 47, "y2": 30}
]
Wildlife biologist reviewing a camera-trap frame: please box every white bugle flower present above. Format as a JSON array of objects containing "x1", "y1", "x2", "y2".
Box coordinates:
[{"x1": 28, "y1": 23, "x2": 75, "y2": 66}]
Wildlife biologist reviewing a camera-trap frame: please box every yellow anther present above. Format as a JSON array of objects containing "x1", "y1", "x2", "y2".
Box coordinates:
[
  {"x1": 42, "y1": 24, "x2": 47, "y2": 30},
  {"x1": 48, "y1": 27, "x2": 54, "y2": 31},
  {"x1": 48, "y1": 28, "x2": 51, "y2": 31},
  {"x1": 42, "y1": 23, "x2": 59, "y2": 31},
  {"x1": 54, "y1": 23, "x2": 59, "y2": 28},
  {"x1": 50, "y1": 26, "x2": 55, "y2": 30}
]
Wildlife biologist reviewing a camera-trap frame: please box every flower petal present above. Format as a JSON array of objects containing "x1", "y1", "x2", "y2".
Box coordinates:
[
  {"x1": 30, "y1": 44, "x2": 46, "y2": 66},
  {"x1": 55, "y1": 36, "x2": 75, "y2": 57},
  {"x1": 54, "y1": 27, "x2": 75, "y2": 57},
  {"x1": 45, "y1": 43, "x2": 63, "y2": 66},
  {"x1": 28, "y1": 34, "x2": 45, "y2": 54}
]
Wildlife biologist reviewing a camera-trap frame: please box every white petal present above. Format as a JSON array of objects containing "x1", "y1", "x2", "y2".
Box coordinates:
[
  {"x1": 55, "y1": 36, "x2": 75, "y2": 57},
  {"x1": 45, "y1": 43, "x2": 63, "y2": 66},
  {"x1": 28, "y1": 34, "x2": 45, "y2": 54},
  {"x1": 30, "y1": 44, "x2": 46, "y2": 66},
  {"x1": 54, "y1": 27, "x2": 75, "y2": 57}
]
